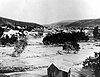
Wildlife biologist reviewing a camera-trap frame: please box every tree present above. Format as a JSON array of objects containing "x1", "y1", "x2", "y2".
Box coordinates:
[
  {"x1": 83, "y1": 52, "x2": 100, "y2": 76},
  {"x1": 0, "y1": 27, "x2": 4, "y2": 37},
  {"x1": 43, "y1": 32, "x2": 80, "y2": 53},
  {"x1": 63, "y1": 41, "x2": 80, "y2": 53},
  {"x1": 93, "y1": 26, "x2": 98, "y2": 39},
  {"x1": 12, "y1": 34, "x2": 27, "y2": 57},
  {"x1": 43, "y1": 32, "x2": 77, "y2": 45},
  {"x1": 43, "y1": 31, "x2": 89, "y2": 45}
]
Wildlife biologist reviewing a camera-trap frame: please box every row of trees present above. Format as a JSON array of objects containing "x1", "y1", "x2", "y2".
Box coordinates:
[
  {"x1": 42, "y1": 32, "x2": 89, "y2": 52},
  {"x1": 0, "y1": 34, "x2": 18, "y2": 46},
  {"x1": 72, "y1": 32, "x2": 89, "y2": 42},
  {"x1": 0, "y1": 27, "x2": 18, "y2": 46},
  {"x1": 43, "y1": 32, "x2": 89, "y2": 45}
]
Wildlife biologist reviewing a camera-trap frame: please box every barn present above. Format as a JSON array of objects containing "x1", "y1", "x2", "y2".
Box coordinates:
[{"x1": 47, "y1": 63, "x2": 70, "y2": 77}]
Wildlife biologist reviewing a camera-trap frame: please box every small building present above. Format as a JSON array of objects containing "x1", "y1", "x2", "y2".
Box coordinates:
[{"x1": 47, "y1": 63, "x2": 70, "y2": 77}]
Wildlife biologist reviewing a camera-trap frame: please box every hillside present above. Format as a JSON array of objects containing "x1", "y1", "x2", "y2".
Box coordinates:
[
  {"x1": 1, "y1": 17, "x2": 100, "y2": 29},
  {"x1": 46, "y1": 18, "x2": 100, "y2": 28},
  {"x1": 0, "y1": 17, "x2": 43, "y2": 28},
  {"x1": 45, "y1": 20, "x2": 76, "y2": 28},
  {"x1": 65, "y1": 19, "x2": 100, "y2": 28}
]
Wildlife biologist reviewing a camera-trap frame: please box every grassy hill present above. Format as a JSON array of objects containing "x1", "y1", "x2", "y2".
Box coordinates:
[
  {"x1": 0, "y1": 17, "x2": 43, "y2": 28},
  {"x1": 66, "y1": 19, "x2": 98, "y2": 28},
  {"x1": 1, "y1": 17, "x2": 100, "y2": 29},
  {"x1": 46, "y1": 18, "x2": 100, "y2": 28},
  {"x1": 44, "y1": 20, "x2": 76, "y2": 28}
]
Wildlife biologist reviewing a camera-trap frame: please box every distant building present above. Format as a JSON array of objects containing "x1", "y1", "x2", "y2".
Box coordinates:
[{"x1": 47, "y1": 63, "x2": 70, "y2": 77}]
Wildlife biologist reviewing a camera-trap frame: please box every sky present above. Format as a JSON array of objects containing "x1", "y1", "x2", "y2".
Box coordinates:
[{"x1": 0, "y1": 0, "x2": 100, "y2": 24}]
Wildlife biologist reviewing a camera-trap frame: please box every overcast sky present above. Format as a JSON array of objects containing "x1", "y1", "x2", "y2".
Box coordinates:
[{"x1": 0, "y1": 0, "x2": 100, "y2": 24}]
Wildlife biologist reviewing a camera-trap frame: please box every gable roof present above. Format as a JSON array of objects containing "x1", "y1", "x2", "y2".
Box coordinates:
[
  {"x1": 48, "y1": 63, "x2": 70, "y2": 72},
  {"x1": 47, "y1": 63, "x2": 59, "y2": 70}
]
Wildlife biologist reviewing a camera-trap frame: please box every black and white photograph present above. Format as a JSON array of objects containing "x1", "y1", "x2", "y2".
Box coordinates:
[{"x1": 0, "y1": 0, "x2": 100, "y2": 77}]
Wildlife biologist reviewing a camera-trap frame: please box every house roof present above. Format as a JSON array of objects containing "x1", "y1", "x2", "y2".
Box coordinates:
[
  {"x1": 48, "y1": 63, "x2": 59, "y2": 70},
  {"x1": 48, "y1": 63, "x2": 70, "y2": 72}
]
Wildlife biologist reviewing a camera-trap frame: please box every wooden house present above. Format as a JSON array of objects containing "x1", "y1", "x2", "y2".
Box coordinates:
[{"x1": 47, "y1": 63, "x2": 70, "y2": 77}]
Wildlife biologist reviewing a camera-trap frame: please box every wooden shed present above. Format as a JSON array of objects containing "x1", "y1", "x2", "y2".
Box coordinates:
[{"x1": 47, "y1": 63, "x2": 70, "y2": 77}]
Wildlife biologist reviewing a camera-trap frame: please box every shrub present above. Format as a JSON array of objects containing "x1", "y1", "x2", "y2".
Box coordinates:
[
  {"x1": 83, "y1": 52, "x2": 100, "y2": 71},
  {"x1": 63, "y1": 41, "x2": 80, "y2": 53}
]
